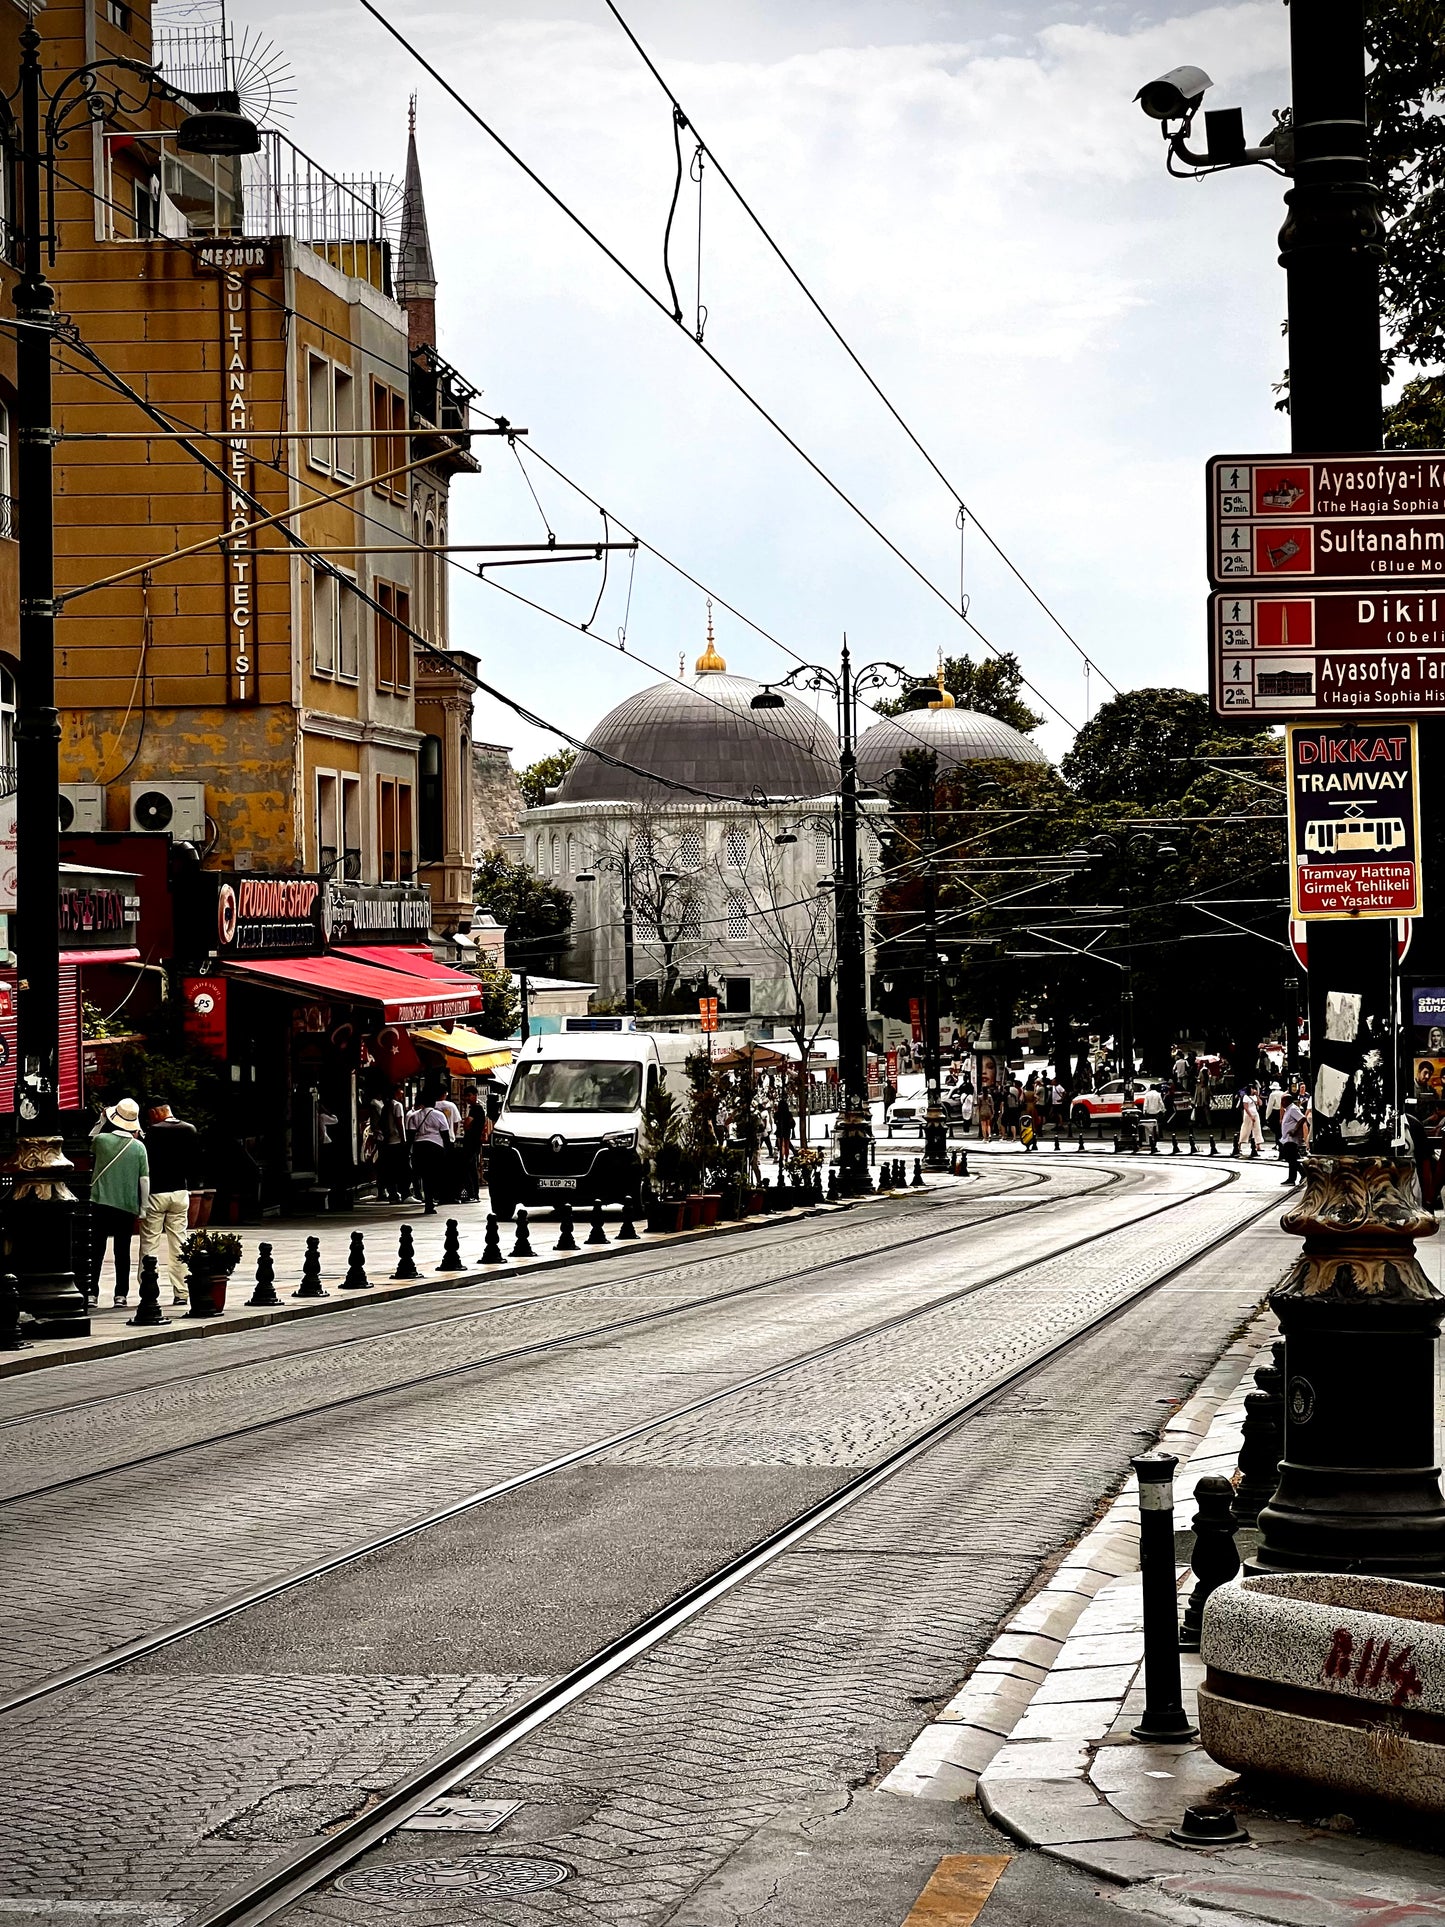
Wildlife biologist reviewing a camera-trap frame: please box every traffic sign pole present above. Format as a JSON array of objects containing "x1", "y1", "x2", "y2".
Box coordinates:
[{"x1": 1249, "y1": 0, "x2": 1445, "y2": 1583}]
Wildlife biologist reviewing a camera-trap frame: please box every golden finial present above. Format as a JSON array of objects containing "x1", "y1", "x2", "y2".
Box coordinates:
[
  {"x1": 695, "y1": 596, "x2": 727, "y2": 675},
  {"x1": 928, "y1": 650, "x2": 955, "y2": 710}
]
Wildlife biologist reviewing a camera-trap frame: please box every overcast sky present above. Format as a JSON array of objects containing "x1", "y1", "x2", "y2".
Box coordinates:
[{"x1": 240, "y1": 0, "x2": 1293, "y2": 765}]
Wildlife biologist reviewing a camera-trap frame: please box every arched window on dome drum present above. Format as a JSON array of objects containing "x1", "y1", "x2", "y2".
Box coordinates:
[
  {"x1": 726, "y1": 892, "x2": 748, "y2": 941},
  {"x1": 724, "y1": 826, "x2": 747, "y2": 870},
  {"x1": 550, "y1": 833, "x2": 560, "y2": 877},
  {"x1": 566, "y1": 834, "x2": 576, "y2": 874},
  {"x1": 677, "y1": 828, "x2": 702, "y2": 871},
  {"x1": 679, "y1": 898, "x2": 702, "y2": 941},
  {"x1": 418, "y1": 734, "x2": 443, "y2": 862}
]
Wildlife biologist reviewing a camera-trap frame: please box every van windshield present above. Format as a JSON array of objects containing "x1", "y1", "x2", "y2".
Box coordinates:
[{"x1": 507, "y1": 1058, "x2": 642, "y2": 1114}]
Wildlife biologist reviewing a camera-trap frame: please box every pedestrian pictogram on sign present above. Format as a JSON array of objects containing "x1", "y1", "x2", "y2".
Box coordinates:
[{"x1": 1285, "y1": 723, "x2": 1422, "y2": 921}]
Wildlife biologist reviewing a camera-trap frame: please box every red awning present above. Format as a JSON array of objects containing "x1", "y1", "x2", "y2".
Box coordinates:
[
  {"x1": 224, "y1": 952, "x2": 482, "y2": 1024},
  {"x1": 333, "y1": 944, "x2": 475, "y2": 985},
  {"x1": 61, "y1": 947, "x2": 142, "y2": 967}
]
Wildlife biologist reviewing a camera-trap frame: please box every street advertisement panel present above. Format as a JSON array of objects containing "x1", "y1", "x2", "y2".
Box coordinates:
[
  {"x1": 182, "y1": 977, "x2": 229, "y2": 1058},
  {"x1": 1407, "y1": 988, "x2": 1445, "y2": 1129},
  {"x1": 1286, "y1": 723, "x2": 1422, "y2": 921}
]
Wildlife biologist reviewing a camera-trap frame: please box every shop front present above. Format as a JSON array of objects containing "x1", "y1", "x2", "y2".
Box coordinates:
[{"x1": 175, "y1": 873, "x2": 485, "y2": 1214}]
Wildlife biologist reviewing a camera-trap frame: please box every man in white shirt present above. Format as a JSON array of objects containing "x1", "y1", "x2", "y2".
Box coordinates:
[
  {"x1": 1141, "y1": 1083, "x2": 1166, "y2": 1146},
  {"x1": 406, "y1": 1099, "x2": 453, "y2": 1213}
]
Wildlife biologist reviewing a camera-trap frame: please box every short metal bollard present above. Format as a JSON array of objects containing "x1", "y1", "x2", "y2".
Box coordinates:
[
  {"x1": 618, "y1": 1198, "x2": 640, "y2": 1239},
  {"x1": 1232, "y1": 1338, "x2": 1285, "y2": 1527},
  {"x1": 480, "y1": 1215, "x2": 506, "y2": 1264},
  {"x1": 1179, "y1": 1474, "x2": 1240, "y2": 1653},
  {"x1": 342, "y1": 1231, "x2": 371, "y2": 1290},
  {"x1": 0, "y1": 1272, "x2": 28, "y2": 1349},
  {"x1": 912, "y1": 1158, "x2": 925, "y2": 1189},
  {"x1": 586, "y1": 1201, "x2": 609, "y2": 1245},
  {"x1": 555, "y1": 1202, "x2": 578, "y2": 1251},
  {"x1": 1130, "y1": 1454, "x2": 1198, "y2": 1742},
  {"x1": 247, "y1": 1241, "x2": 281, "y2": 1307},
  {"x1": 127, "y1": 1256, "x2": 167, "y2": 1329},
  {"x1": 294, "y1": 1235, "x2": 327, "y2": 1298},
  {"x1": 392, "y1": 1225, "x2": 419, "y2": 1280},
  {"x1": 436, "y1": 1218, "x2": 465, "y2": 1272},
  {"x1": 511, "y1": 1208, "x2": 535, "y2": 1259}
]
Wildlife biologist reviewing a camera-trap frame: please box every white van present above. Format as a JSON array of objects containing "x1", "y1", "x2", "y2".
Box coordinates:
[{"x1": 487, "y1": 1029, "x2": 700, "y2": 1218}]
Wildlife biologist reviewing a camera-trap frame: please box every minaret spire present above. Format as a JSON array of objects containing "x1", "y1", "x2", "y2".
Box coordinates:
[{"x1": 398, "y1": 95, "x2": 437, "y2": 351}]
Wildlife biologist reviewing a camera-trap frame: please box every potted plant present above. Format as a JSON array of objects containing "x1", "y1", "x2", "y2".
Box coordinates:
[
  {"x1": 790, "y1": 1146, "x2": 823, "y2": 1206},
  {"x1": 643, "y1": 1083, "x2": 687, "y2": 1233},
  {"x1": 180, "y1": 1229, "x2": 243, "y2": 1316}
]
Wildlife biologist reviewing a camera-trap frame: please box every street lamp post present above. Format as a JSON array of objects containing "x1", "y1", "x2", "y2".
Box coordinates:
[
  {"x1": 754, "y1": 642, "x2": 904, "y2": 1196},
  {"x1": 4, "y1": 29, "x2": 256, "y2": 1334},
  {"x1": 577, "y1": 844, "x2": 679, "y2": 1019}
]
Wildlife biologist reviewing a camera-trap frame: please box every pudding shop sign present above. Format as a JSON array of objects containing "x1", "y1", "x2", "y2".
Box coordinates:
[{"x1": 1286, "y1": 723, "x2": 1422, "y2": 920}]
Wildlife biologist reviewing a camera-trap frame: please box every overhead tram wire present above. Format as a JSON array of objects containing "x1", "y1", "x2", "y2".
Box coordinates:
[
  {"x1": 598, "y1": 0, "x2": 1118, "y2": 699},
  {"x1": 352, "y1": 0, "x2": 1080, "y2": 735}
]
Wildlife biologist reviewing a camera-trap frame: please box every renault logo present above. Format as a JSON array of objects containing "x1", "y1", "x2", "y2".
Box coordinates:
[{"x1": 549, "y1": 1134, "x2": 565, "y2": 1155}]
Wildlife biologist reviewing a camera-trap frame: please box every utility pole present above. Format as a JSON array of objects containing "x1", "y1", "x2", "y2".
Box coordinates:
[
  {"x1": 621, "y1": 844, "x2": 636, "y2": 1018},
  {"x1": 1251, "y1": 0, "x2": 1445, "y2": 1580},
  {"x1": 919, "y1": 818, "x2": 948, "y2": 1172},
  {"x1": 832, "y1": 644, "x2": 874, "y2": 1194}
]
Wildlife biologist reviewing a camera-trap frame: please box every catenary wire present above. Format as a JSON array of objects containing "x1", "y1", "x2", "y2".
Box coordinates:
[{"x1": 351, "y1": 0, "x2": 1080, "y2": 734}]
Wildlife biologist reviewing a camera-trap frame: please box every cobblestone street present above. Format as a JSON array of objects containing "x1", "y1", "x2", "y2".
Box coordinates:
[{"x1": 1, "y1": 1157, "x2": 1293, "y2": 1924}]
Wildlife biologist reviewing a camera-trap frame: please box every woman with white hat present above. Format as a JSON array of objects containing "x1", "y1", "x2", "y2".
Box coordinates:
[{"x1": 89, "y1": 1099, "x2": 150, "y2": 1307}]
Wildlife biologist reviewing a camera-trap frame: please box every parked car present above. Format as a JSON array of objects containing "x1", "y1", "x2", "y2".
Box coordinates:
[
  {"x1": 1070, "y1": 1080, "x2": 1163, "y2": 1130},
  {"x1": 885, "y1": 1100, "x2": 924, "y2": 1137}
]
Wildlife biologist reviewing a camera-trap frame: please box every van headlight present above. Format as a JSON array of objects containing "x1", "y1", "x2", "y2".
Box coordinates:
[
  {"x1": 490, "y1": 1130, "x2": 514, "y2": 1148},
  {"x1": 602, "y1": 1130, "x2": 637, "y2": 1150}
]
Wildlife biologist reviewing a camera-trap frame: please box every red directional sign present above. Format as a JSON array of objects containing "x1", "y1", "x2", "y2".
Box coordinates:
[
  {"x1": 1211, "y1": 588, "x2": 1445, "y2": 716},
  {"x1": 1209, "y1": 452, "x2": 1445, "y2": 589}
]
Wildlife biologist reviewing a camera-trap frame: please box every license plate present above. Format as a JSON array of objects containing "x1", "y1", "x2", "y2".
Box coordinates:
[{"x1": 536, "y1": 1178, "x2": 576, "y2": 1191}]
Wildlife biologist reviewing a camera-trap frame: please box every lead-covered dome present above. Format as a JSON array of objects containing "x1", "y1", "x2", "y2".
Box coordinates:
[
  {"x1": 856, "y1": 704, "x2": 1050, "y2": 789},
  {"x1": 556, "y1": 630, "x2": 839, "y2": 805}
]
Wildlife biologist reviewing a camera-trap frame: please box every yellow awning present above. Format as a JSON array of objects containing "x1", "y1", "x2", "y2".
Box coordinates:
[{"x1": 409, "y1": 1025, "x2": 513, "y2": 1075}]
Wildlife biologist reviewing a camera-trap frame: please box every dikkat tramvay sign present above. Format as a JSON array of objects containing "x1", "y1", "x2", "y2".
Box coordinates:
[{"x1": 1286, "y1": 723, "x2": 1423, "y2": 921}]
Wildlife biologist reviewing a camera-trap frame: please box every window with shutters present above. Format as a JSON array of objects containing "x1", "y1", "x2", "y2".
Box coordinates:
[
  {"x1": 311, "y1": 566, "x2": 336, "y2": 677},
  {"x1": 677, "y1": 828, "x2": 702, "y2": 871},
  {"x1": 333, "y1": 368, "x2": 356, "y2": 479},
  {"x1": 316, "y1": 770, "x2": 338, "y2": 872},
  {"x1": 371, "y1": 379, "x2": 407, "y2": 499},
  {"x1": 378, "y1": 777, "x2": 415, "y2": 882},
  {"x1": 336, "y1": 575, "x2": 359, "y2": 682},
  {"x1": 725, "y1": 826, "x2": 747, "y2": 869},
  {"x1": 726, "y1": 892, "x2": 748, "y2": 940},
  {"x1": 418, "y1": 736, "x2": 443, "y2": 862},
  {"x1": 374, "y1": 582, "x2": 411, "y2": 693},
  {"x1": 307, "y1": 354, "x2": 332, "y2": 472}
]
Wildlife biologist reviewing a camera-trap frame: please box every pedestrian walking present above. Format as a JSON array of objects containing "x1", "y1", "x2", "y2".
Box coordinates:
[
  {"x1": 1002, "y1": 1082, "x2": 1022, "y2": 1142},
  {"x1": 1236, "y1": 1085, "x2": 1264, "y2": 1159},
  {"x1": 977, "y1": 1088, "x2": 995, "y2": 1140},
  {"x1": 140, "y1": 1101, "x2": 198, "y2": 1307},
  {"x1": 774, "y1": 1095, "x2": 795, "y2": 1165},
  {"x1": 1279, "y1": 1092, "x2": 1308, "y2": 1187},
  {"x1": 89, "y1": 1099, "x2": 149, "y2": 1306},
  {"x1": 406, "y1": 1097, "x2": 454, "y2": 1214},
  {"x1": 882, "y1": 1077, "x2": 898, "y2": 1122},
  {"x1": 1141, "y1": 1082, "x2": 1166, "y2": 1147},
  {"x1": 382, "y1": 1085, "x2": 411, "y2": 1202}
]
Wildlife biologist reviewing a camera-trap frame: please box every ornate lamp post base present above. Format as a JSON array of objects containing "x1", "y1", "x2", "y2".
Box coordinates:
[
  {"x1": 1253, "y1": 1156, "x2": 1445, "y2": 1583},
  {"x1": 4, "y1": 1135, "x2": 89, "y2": 1336},
  {"x1": 835, "y1": 1101, "x2": 874, "y2": 1196},
  {"x1": 923, "y1": 1104, "x2": 949, "y2": 1173}
]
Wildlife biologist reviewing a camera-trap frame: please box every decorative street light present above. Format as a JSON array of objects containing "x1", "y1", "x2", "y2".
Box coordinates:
[
  {"x1": 1086, "y1": 832, "x2": 1177, "y2": 1083},
  {"x1": 753, "y1": 642, "x2": 904, "y2": 1195},
  {"x1": 4, "y1": 26, "x2": 258, "y2": 1334},
  {"x1": 575, "y1": 847, "x2": 680, "y2": 1018}
]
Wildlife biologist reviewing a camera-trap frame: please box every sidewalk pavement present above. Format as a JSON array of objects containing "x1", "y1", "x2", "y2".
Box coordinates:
[
  {"x1": 884, "y1": 1318, "x2": 1445, "y2": 1926},
  {"x1": 4, "y1": 1160, "x2": 977, "y2": 1381}
]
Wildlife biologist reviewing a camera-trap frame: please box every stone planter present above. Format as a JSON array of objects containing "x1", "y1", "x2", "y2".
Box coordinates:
[
  {"x1": 681, "y1": 1196, "x2": 704, "y2": 1231},
  {"x1": 696, "y1": 1193, "x2": 721, "y2": 1227},
  {"x1": 1199, "y1": 1572, "x2": 1445, "y2": 1813},
  {"x1": 185, "y1": 1269, "x2": 232, "y2": 1318}
]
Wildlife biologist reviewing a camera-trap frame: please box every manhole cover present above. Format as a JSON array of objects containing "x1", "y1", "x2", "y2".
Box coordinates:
[{"x1": 333, "y1": 1856, "x2": 569, "y2": 1903}]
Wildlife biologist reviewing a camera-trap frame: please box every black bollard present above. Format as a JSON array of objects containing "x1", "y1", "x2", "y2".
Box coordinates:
[
  {"x1": 1233, "y1": 1338, "x2": 1286, "y2": 1527},
  {"x1": 436, "y1": 1217, "x2": 465, "y2": 1272},
  {"x1": 1077, "y1": 1124, "x2": 1086, "y2": 1151},
  {"x1": 618, "y1": 1198, "x2": 640, "y2": 1240},
  {"x1": 342, "y1": 1231, "x2": 371, "y2": 1290},
  {"x1": 586, "y1": 1201, "x2": 609, "y2": 1246},
  {"x1": 957, "y1": 1148, "x2": 969, "y2": 1176},
  {"x1": 511, "y1": 1208, "x2": 535, "y2": 1258},
  {"x1": 912, "y1": 1158, "x2": 925, "y2": 1189},
  {"x1": 247, "y1": 1241, "x2": 281, "y2": 1307},
  {"x1": 1188, "y1": 1131, "x2": 1198, "y2": 1156},
  {"x1": 392, "y1": 1225, "x2": 419, "y2": 1280},
  {"x1": 1053, "y1": 1132, "x2": 1062, "y2": 1153},
  {"x1": 827, "y1": 1167, "x2": 839, "y2": 1200},
  {"x1": 1179, "y1": 1475, "x2": 1241, "y2": 1653},
  {"x1": 1130, "y1": 1455, "x2": 1197, "y2": 1741},
  {"x1": 0, "y1": 1272, "x2": 26, "y2": 1350},
  {"x1": 1208, "y1": 1129, "x2": 1217, "y2": 1156},
  {"x1": 127, "y1": 1256, "x2": 167, "y2": 1329},
  {"x1": 555, "y1": 1202, "x2": 578, "y2": 1251},
  {"x1": 294, "y1": 1235, "x2": 328, "y2": 1298},
  {"x1": 481, "y1": 1214, "x2": 506, "y2": 1264}
]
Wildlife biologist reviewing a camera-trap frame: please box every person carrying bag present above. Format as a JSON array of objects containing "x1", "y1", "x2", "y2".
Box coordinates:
[{"x1": 406, "y1": 1099, "x2": 453, "y2": 1215}]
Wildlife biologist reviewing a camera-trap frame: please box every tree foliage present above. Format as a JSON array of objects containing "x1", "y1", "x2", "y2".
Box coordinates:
[
  {"x1": 874, "y1": 652, "x2": 1043, "y2": 736},
  {"x1": 471, "y1": 948, "x2": 520, "y2": 1039},
  {"x1": 1368, "y1": 0, "x2": 1445, "y2": 381},
  {"x1": 517, "y1": 749, "x2": 577, "y2": 808},
  {"x1": 473, "y1": 849, "x2": 573, "y2": 973}
]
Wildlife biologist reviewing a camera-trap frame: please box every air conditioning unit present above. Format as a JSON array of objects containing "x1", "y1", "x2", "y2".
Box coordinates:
[
  {"x1": 58, "y1": 784, "x2": 105, "y2": 832},
  {"x1": 130, "y1": 781, "x2": 206, "y2": 841}
]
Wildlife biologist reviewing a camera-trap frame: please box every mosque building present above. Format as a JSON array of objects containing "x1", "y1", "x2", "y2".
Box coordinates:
[{"x1": 519, "y1": 623, "x2": 1050, "y2": 1025}]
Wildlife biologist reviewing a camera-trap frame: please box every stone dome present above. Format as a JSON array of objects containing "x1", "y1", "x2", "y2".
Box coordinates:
[
  {"x1": 855, "y1": 705, "x2": 1050, "y2": 789},
  {"x1": 555, "y1": 657, "x2": 839, "y2": 806}
]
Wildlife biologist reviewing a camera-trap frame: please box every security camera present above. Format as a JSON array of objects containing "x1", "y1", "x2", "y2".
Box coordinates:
[{"x1": 1135, "y1": 65, "x2": 1213, "y2": 121}]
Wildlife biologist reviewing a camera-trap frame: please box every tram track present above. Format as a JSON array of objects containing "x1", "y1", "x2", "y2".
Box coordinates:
[
  {"x1": 0, "y1": 1168, "x2": 1093, "y2": 1504},
  {"x1": 183, "y1": 1176, "x2": 1282, "y2": 1927},
  {"x1": 0, "y1": 1164, "x2": 1255, "y2": 1723}
]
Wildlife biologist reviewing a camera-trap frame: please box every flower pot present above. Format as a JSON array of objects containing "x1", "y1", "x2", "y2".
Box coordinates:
[
  {"x1": 747, "y1": 1189, "x2": 766, "y2": 1215},
  {"x1": 698, "y1": 1193, "x2": 721, "y2": 1227},
  {"x1": 646, "y1": 1201, "x2": 686, "y2": 1236},
  {"x1": 682, "y1": 1196, "x2": 704, "y2": 1231},
  {"x1": 185, "y1": 1270, "x2": 231, "y2": 1317}
]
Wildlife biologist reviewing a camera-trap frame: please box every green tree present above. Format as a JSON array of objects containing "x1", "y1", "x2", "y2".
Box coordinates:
[
  {"x1": 471, "y1": 948, "x2": 520, "y2": 1039},
  {"x1": 518, "y1": 749, "x2": 577, "y2": 808},
  {"x1": 1368, "y1": 0, "x2": 1445, "y2": 382},
  {"x1": 473, "y1": 849, "x2": 573, "y2": 973},
  {"x1": 874, "y1": 652, "x2": 1043, "y2": 736},
  {"x1": 1060, "y1": 688, "x2": 1263, "y2": 809}
]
